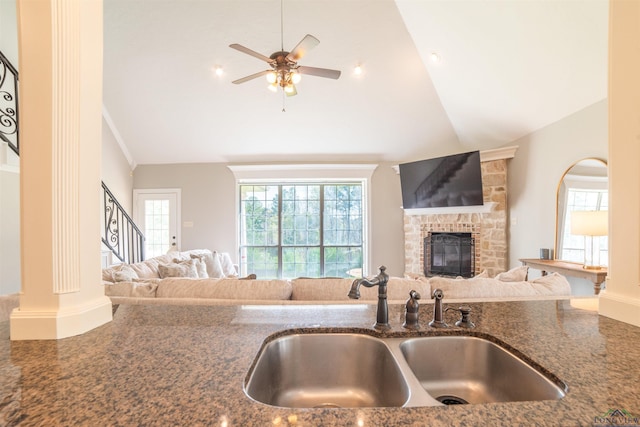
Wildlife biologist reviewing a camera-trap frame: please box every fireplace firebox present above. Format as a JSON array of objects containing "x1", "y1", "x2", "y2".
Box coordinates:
[{"x1": 424, "y1": 232, "x2": 475, "y2": 278}]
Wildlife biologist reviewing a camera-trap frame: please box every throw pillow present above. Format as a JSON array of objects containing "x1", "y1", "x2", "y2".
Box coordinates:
[
  {"x1": 192, "y1": 252, "x2": 225, "y2": 278},
  {"x1": 475, "y1": 270, "x2": 489, "y2": 278},
  {"x1": 184, "y1": 256, "x2": 209, "y2": 278},
  {"x1": 158, "y1": 259, "x2": 199, "y2": 278},
  {"x1": 218, "y1": 252, "x2": 237, "y2": 277},
  {"x1": 194, "y1": 258, "x2": 209, "y2": 278},
  {"x1": 495, "y1": 265, "x2": 528, "y2": 282},
  {"x1": 111, "y1": 264, "x2": 139, "y2": 282}
]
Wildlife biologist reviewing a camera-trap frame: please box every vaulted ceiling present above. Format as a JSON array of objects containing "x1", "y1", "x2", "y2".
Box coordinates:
[{"x1": 103, "y1": 0, "x2": 608, "y2": 166}]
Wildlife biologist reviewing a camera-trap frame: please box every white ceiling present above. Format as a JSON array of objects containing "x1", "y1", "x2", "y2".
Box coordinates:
[{"x1": 103, "y1": 0, "x2": 608, "y2": 166}]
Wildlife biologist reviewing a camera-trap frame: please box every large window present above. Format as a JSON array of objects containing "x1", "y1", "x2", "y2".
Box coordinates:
[
  {"x1": 560, "y1": 188, "x2": 608, "y2": 265},
  {"x1": 239, "y1": 183, "x2": 364, "y2": 279}
]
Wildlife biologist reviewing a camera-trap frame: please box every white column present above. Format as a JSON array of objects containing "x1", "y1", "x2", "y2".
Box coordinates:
[
  {"x1": 10, "y1": 0, "x2": 112, "y2": 340},
  {"x1": 599, "y1": 0, "x2": 640, "y2": 326}
]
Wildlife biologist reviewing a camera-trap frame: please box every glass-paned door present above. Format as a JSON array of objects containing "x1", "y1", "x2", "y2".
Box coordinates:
[{"x1": 133, "y1": 190, "x2": 181, "y2": 259}]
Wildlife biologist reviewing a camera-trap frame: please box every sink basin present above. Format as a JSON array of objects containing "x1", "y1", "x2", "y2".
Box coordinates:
[
  {"x1": 399, "y1": 336, "x2": 567, "y2": 404},
  {"x1": 244, "y1": 333, "x2": 411, "y2": 408},
  {"x1": 245, "y1": 332, "x2": 567, "y2": 408}
]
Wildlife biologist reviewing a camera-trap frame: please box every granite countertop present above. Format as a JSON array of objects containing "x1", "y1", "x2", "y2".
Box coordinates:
[{"x1": 1, "y1": 298, "x2": 639, "y2": 426}]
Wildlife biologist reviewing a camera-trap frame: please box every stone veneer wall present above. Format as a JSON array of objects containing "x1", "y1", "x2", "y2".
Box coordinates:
[{"x1": 404, "y1": 159, "x2": 508, "y2": 278}]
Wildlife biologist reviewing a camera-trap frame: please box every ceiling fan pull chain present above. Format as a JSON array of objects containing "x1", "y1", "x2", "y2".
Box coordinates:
[{"x1": 282, "y1": 90, "x2": 286, "y2": 112}]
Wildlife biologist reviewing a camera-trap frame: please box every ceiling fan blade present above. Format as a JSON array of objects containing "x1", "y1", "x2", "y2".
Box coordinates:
[
  {"x1": 232, "y1": 70, "x2": 271, "y2": 84},
  {"x1": 297, "y1": 66, "x2": 341, "y2": 80},
  {"x1": 229, "y1": 44, "x2": 275, "y2": 64},
  {"x1": 285, "y1": 34, "x2": 320, "y2": 62}
]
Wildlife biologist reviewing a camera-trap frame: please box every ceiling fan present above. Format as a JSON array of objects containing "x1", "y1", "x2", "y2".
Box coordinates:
[{"x1": 229, "y1": 34, "x2": 341, "y2": 96}]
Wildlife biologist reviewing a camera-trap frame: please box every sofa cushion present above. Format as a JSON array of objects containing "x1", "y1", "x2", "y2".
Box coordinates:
[
  {"x1": 129, "y1": 255, "x2": 174, "y2": 279},
  {"x1": 428, "y1": 273, "x2": 571, "y2": 299},
  {"x1": 155, "y1": 278, "x2": 292, "y2": 300},
  {"x1": 104, "y1": 280, "x2": 159, "y2": 298},
  {"x1": 110, "y1": 264, "x2": 140, "y2": 282},
  {"x1": 290, "y1": 276, "x2": 431, "y2": 302},
  {"x1": 531, "y1": 273, "x2": 572, "y2": 294},
  {"x1": 386, "y1": 277, "x2": 431, "y2": 300},
  {"x1": 495, "y1": 265, "x2": 528, "y2": 282},
  {"x1": 291, "y1": 278, "x2": 366, "y2": 301},
  {"x1": 158, "y1": 259, "x2": 199, "y2": 278}
]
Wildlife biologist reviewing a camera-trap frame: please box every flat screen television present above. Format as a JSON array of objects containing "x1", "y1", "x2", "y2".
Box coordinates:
[{"x1": 399, "y1": 150, "x2": 483, "y2": 209}]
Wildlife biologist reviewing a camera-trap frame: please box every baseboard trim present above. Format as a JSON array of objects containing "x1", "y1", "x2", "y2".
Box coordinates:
[
  {"x1": 10, "y1": 296, "x2": 113, "y2": 340},
  {"x1": 599, "y1": 291, "x2": 640, "y2": 327}
]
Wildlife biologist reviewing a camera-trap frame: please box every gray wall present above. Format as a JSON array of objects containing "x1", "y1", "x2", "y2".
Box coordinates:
[
  {"x1": 0, "y1": 0, "x2": 18, "y2": 66},
  {"x1": 133, "y1": 163, "x2": 407, "y2": 276},
  {"x1": 506, "y1": 99, "x2": 608, "y2": 294},
  {"x1": 133, "y1": 163, "x2": 238, "y2": 257},
  {"x1": 102, "y1": 118, "x2": 134, "y2": 212},
  {"x1": 0, "y1": 167, "x2": 20, "y2": 295}
]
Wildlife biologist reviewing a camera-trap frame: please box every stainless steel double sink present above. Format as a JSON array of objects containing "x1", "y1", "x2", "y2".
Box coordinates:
[{"x1": 244, "y1": 333, "x2": 567, "y2": 408}]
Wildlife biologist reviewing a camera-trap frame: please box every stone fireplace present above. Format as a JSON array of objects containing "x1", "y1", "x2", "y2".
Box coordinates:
[{"x1": 403, "y1": 148, "x2": 515, "y2": 278}]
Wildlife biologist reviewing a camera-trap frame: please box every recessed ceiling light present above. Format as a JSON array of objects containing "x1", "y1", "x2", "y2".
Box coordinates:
[
  {"x1": 354, "y1": 65, "x2": 363, "y2": 75},
  {"x1": 430, "y1": 52, "x2": 441, "y2": 63},
  {"x1": 214, "y1": 66, "x2": 224, "y2": 76}
]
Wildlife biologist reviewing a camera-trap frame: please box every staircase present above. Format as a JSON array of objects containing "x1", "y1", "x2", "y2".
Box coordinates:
[
  {"x1": 1, "y1": 49, "x2": 145, "y2": 265},
  {"x1": 101, "y1": 182, "x2": 145, "y2": 264},
  {"x1": 0, "y1": 50, "x2": 19, "y2": 156}
]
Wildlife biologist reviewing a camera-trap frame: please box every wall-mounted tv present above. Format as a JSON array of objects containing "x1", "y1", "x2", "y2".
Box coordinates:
[{"x1": 399, "y1": 150, "x2": 483, "y2": 209}]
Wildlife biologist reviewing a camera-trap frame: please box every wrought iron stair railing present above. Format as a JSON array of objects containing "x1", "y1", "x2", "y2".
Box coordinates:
[
  {"x1": 0, "y1": 50, "x2": 19, "y2": 156},
  {"x1": 102, "y1": 181, "x2": 145, "y2": 264}
]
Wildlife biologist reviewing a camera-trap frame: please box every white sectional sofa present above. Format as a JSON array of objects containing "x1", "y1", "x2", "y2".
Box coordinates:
[{"x1": 103, "y1": 249, "x2": 572, "y2": 305}]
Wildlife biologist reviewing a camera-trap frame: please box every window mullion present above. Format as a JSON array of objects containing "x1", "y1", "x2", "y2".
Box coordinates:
[
  {"x1": 319, "y1": 184, "x2": 325, "y2": 276},
  {"x1": 278, "y1": 185, "x2": 283, "y2": 278}
]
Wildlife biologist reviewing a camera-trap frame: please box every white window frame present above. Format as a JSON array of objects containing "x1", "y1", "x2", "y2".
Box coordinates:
[{"x1": 228, "y1": 164, "x2": 378, "y2": 276}]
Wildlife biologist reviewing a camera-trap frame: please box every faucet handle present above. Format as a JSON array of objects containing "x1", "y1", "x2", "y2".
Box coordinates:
[{"x1": 402, "y1": 290, "x2": 421, "y2": 329}]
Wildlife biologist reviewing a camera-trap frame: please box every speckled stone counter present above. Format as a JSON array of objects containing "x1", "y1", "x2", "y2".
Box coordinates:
[{"x1": 1, "y1": 299, "x2": 639, "y2": 426}]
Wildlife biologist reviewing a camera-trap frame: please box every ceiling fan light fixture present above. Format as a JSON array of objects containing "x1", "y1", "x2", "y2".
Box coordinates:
[
  {"x1": 291, "y1": 70, "x2": 302, "y2": 84},
  {"x1": 266, "y1": 71, "x2": 278, "y2": 84},
  {"x1": 284, "y1": 83, "x2": 295, "y2": 93},
  {"x1": 268, "y1": 83, "x2": 278, "y2": 92}
]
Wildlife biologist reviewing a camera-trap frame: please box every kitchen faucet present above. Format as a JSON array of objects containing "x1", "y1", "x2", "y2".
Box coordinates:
[{"x1": 348, "y1": 266, "x2": 390, "y2": 330}]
